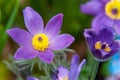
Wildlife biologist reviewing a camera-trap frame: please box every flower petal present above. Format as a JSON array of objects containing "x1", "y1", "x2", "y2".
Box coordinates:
[
  {"x1": 38, "y1": 49, "x2": 54, "y2": 64},
  {"x1": 58, "y1": 66, "x2": 69, "y2": 79},
  {"x1": 92, "y1": 46, "x2": 119, "y2": 61},
  {"x1": 98, "y1": 26, "x2": 115, "y2": 44},
  {"x1": 7, "y1": 28, "x2": 32, "y2": 46},
  {"x1": 77, "y1": 59, "x2": 86, "y2": 76},
  {"x1": 23, "y1": 7, "x2": 44, "y2": 35},
  {"x1": 49, "y1": 34, "x2": 74, "y2": 50},
  {"x1": 92, "y1": 13, "x2": 114, "y2": 32},
  {"x1": 114, "y1": 21, "x2": 120, "y2": 35},
  {"x1": 84, "y1": 29, "x2": 97, "y2": 52},
  {"x1": 80, "y1": 0, "x2": 103, "y2": 15},
  {"x1": 44, "y1": 13, "x2": 63, "y2": 38},
  {"x1": 91, "y1": 49, "x2": 108, "y2": 61},
  {"x1": 69, "y1": 54, "x2": 86, "y2": 80},
  {"x1": 27, "y1": 76, "x2": 39, "y2": 80},
  {"x1": 69, "y1": 54, "x2": 79, "y2": 80},
  {"x1": 100, "y1": 0, "x2": 109, "y2": 4},
  {"x1": 110, "y1": 41, "x2": 120, "y2": 56},
  {"x1": 14, "y1": 46, "x2": 38, "y2": 60}
]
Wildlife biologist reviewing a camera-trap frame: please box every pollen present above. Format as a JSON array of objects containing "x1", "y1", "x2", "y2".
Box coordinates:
[
  {"x1": 104, "y1": 44, "x2": 111, "y2": 52},
  {"x1": 59, "y1": 75, "x2": 68, "y2": 80},
  {"x1": 32, "y1": 33, "x2": 49, "y2": 51},
  {"x1": 105, "y1": 0, "x2": 120, "y2": 20},
  {"x1": 95, "y1": 41, "x2": 111, "y2": 52},
  {"x1": 95, "y1": 41, "x2": 102, "y2": 50}
]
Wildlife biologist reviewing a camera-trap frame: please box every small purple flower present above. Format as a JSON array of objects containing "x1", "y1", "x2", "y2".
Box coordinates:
[
  {"x1": 84, "y1": 26, "x2": 120, "y2": 61},
  {"x1": 27, "y1": 76, "x2": 39, "y2": 80},
  {"x1": 7, "y1": 7, "x2": 74, "y2": 64},
  {"x1": 81, "y1": 0, "x2": 120, "y2": 35},
  {"x1": 51, "y1": 54, "x2": 86, "y2": 80}
]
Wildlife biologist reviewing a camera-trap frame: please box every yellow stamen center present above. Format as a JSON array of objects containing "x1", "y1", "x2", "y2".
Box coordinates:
[
  {"x1": 105, "y1": 0, "x2": 120, "y2": 20},
  {"x1": 32, "y1": 33, "x2": 49, "y2": 51},
  {"x1": 95, "y1": 41, "x2": 111, "y2": 52},
  {"x1": 95, "y1": 41, "x2": 102, "y2": 49},
  {"x1": 59, "y1": 76, "x2": 68, "y2": 80},
  {"x1": 104, "y1": 44, "x2": 111, "y2": 52}
]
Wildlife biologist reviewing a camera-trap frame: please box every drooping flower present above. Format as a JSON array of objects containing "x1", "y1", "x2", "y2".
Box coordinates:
[
  {"x1": 51, "y1": 54, "x2": 86, "y2": 80},
  {"x1": 81, "y1": 0, "x2": 120, "y2": 35},
  {"x1": 84, "y1": 26, "x2": 120, "y2": 61},
  {"x1": 7, "y1": 7, "x2": 74, "y2": 64},
  {"x1": 27, "y1": 76, "x2": 39, "y2": 80}
]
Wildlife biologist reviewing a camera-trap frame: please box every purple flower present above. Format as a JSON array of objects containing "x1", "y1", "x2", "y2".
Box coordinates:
[
  {"x1": 27, "y1": 76, "x2": 39, "y2": 80},
  {"x1": 7, "y1": 7, "x2": 74, "y2": 64},
  {"x1": 51, "y1": 54, "x2": 86, "y2": 80},
  {"x1": 81, "y1": 0, "x2": 120, "y2": 35},
  {"x1": 84, "y1": 26, "x2": 120, "y2": 61}
]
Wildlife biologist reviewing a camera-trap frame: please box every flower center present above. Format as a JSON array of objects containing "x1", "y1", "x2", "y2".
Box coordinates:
[
  {"x1": 59, "y1": 75, "x2": 68, "y2": 80},
  {"x1": 32, "y1": 33, "x2": 49, "y2": 51},
  {"x1": 105, "y1": 0, "x2": 120, "y2": 20},
  {"x1": 95, "y1": 41, "x2": 111, "y2": 52}
]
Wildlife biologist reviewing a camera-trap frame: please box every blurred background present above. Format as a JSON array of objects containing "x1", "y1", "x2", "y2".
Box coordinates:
[{"x1": 0, "y1": 0, "x2": 118, "y2": 80}]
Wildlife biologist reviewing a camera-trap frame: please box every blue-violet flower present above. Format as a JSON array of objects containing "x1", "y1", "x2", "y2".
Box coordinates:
[{"x1": 84, "y1": 26, "x2": 120, "y2": 61}]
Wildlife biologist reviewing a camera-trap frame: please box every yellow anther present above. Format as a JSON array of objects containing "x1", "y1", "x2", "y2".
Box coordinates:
[
  {"x1": 95, "y1": 41, "x2": 111, "y2": 52},
  {"x1": 32, "y1": 33, "x2": 49, "y2": 51},
  {"x1": 105, "y1": 0, "x2": 120, "y2": 20},
  {"x1": 104, "y1": 44, "x2": 111, "y2": 52},
  {"x1": 95, "y1": 41, "x2": 102, "y2": 50}
]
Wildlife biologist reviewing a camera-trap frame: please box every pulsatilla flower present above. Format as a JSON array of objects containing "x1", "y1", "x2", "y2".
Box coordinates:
[
  {"x1": 84, "y1": 26, "x2": 120, "y2": 61},
  {"x1": 51, "y1": 54, "x2": 86, "y2": 80},
  {"x1": 81, "y1": 0, "x2": 120, "y2": 35},
  {"x1": 7, "y1": 7, "x2": 74, "y2": 64}
]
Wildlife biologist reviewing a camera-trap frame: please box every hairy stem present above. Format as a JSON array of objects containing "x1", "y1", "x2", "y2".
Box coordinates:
[{"x1": 90, "y1": 60, "x2": 100, "y2": 80}]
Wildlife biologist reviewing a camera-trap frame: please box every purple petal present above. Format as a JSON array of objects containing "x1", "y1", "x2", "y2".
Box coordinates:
[
  {"x1": 23, "y1": 7, "x2": 44, "y2": 35},
  {"x1": 49, "y1": 34, "x2": 74, "y2": 50},
  {"x1": 100, "y1": 0, "x2": 109, "y2": 4},
  {"x1": 84, "y1": 29, "x2": 97, "y2": 52},
  {"x1": 110, "y1": 41, "x2": 120, "y2": 56},
  {"x1": 98, "y1": 26, "x2": 115, "y2": 44},
  {"x1": 69, "y1": 54, "x2": 79, "y2": 80},
  {"x1": 80, "y1": 0, "x2": 103, "y2": 15},
  {"x1": 70, "y1": 54, "x2": 79, "y2": 69},
  {"x1": 58, "y1": 66, "x2": 69, "y2": 79},
  {"x1": 14, "y1": 46, "x2": 38, "y2": 60},
  {"x1": 92, "y1": 45, "x2": 119, "y2": 61},
  {"x1": 7, "y1": 28, "x2": 32, "y2": 46},
  {"x1": 93, "y1": 50, "x2": 109, "y2": 61},
  {"x1": 27, "y1": 76, "x2": 39, "y2": 80},
  {"x1": 114, "y1": 21, "x2": 120, "y2": 35},
  {"x1": 92, "y1": 13, "x2": 114, "y2": 32},
  {"x1": 44, "y1": 13, "x2": 63, "y2": 38},
  {"x1": 38, "y1": 49, "x2": 54, "y2": 64},
  {"x1": 77, "y1": 59, "x2": 86, "y2": 76}
]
